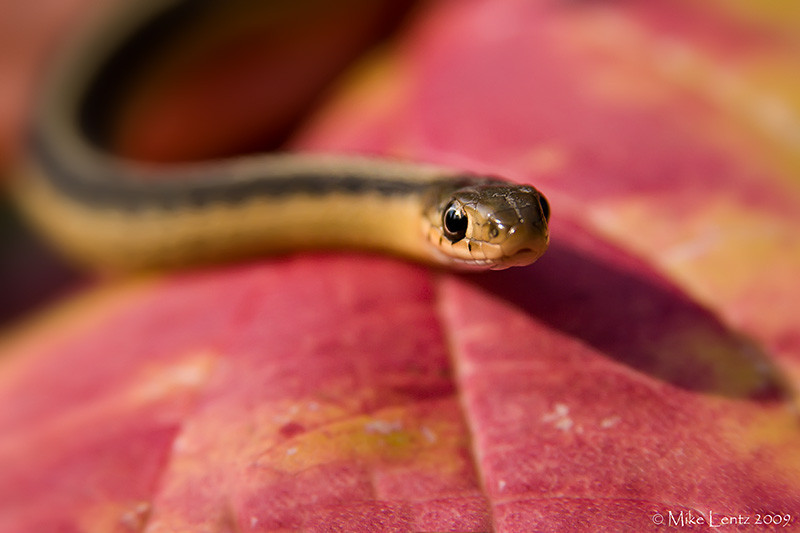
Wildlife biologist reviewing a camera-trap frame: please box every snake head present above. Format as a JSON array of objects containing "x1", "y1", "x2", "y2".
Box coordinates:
[{"x1": 424, "y1": 177, "x2": 550, "y2": 269}]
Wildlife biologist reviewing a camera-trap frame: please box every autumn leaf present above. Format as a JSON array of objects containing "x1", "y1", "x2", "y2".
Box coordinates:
[{"x1": 1, "y1": 0, "x2": 799, "y2": 531}]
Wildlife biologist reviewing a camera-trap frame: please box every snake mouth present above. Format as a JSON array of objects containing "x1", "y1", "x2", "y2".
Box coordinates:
[
  {"x1": 443, "y1": 247, "x2": 544, "y2": 270},
  {"x1": 425, "y1": 230, "x2": 549, "y2": 270},
  {"x1": 488, "y1": 244, "x2": 548, "y2": 270}
]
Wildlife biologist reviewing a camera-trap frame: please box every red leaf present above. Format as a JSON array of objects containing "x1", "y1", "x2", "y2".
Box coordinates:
[{"x1": 1, "y1": 0, "x2": 799, "y2": 531}]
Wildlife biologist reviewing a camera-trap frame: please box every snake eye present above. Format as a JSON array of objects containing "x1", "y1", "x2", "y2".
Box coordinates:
[
  {"x1": 538, "y1": 194, "x2": 551, "y2": 222},
  {"x1": 443, "y1": 202, "x2": 468, "y2": 242}
]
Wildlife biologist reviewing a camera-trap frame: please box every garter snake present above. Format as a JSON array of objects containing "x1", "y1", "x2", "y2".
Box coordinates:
[{"x1": 14, "y1": 0, "x2": 550, "y2": 271}]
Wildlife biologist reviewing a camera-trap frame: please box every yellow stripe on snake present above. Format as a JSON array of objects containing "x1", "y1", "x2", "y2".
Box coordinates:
[{"x1": 14, "y1": 0, "x2": 550, "y2": 271}]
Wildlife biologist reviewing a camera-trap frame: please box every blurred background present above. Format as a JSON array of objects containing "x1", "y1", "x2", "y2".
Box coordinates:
[
  {"x1": 1, "y1": 0, "x2": 799, "y2": 330},
  {"x1": 1, "y1": 2, "x2": 799, "y2": 530},
  {"x1": 0, "y1": 0, "x2": 427, "y2": 327}
]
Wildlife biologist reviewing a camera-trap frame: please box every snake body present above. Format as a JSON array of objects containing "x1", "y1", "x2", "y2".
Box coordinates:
[{"x1": 16, "y1": 0, "x2": 550, "y2": 271}]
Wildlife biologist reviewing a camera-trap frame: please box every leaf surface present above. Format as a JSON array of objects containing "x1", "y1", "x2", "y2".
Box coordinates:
[{"x1": 1, "y1": 0, "x2": 799, "y2": 531}]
